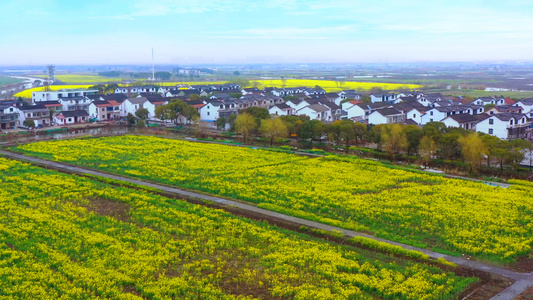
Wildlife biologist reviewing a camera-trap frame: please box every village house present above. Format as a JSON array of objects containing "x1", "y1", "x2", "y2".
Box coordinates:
[
  {"x1": 269, "y1": 103, "x2": 294, "y2": 116},
  {"x1": 472, "y1": 97, "x2": 505, "y2": 106},
  {"x1": 54, "y1": 110, "x2": 89, "y2": 125},
  {"x1": 296, "y1": 104, "x2": 331, "y2": 121},
  {"x1": 32, "y1": 89, "x2": 98, "y2": 104},
  {"x1": 18, "y1": 105, "x2": 52, "y2": 127},
  {"x1": 368, "y1": 108, "x2": 405, "y2": 125},
  {"x1": 476, "y1": 113, "x2": 530, "y2": 139},
  {"x1": 0, "y1": 101, "x2": 21, "y2": 129},
  {"x1": 122, "y1": 97, "x2": 148, "y2": 117},
  {"x1": 441, "y1": 113, "x2": 489, "y2": 131},
  {"x1": 88, "y1": 100, "x2": 122, "y2": 121}
]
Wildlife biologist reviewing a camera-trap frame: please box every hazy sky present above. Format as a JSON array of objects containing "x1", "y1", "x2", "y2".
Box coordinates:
[{"x1": 1, "y1": 0, "x2": 533, "y2": 65}]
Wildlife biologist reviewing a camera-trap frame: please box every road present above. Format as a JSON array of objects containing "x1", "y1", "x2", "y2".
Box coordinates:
[{"x1": 0, "y1": 149, "x2": 531, "y2": 299}]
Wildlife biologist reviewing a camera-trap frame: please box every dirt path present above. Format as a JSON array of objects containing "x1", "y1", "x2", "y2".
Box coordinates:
[{"x1": 0, "y1": 150, "x2": 530, "y2": 299}]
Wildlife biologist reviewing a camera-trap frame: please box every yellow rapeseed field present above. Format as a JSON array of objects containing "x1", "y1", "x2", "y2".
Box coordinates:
[
  {"x1": 15, "y1": 135, "x2": 533, "y2": 264},
  {"x1": 14, "y1": 85, "x2": 95, "y2": 98},
  {"x1": 0, "y1": 157, "x2": 475, "y2": 299}
]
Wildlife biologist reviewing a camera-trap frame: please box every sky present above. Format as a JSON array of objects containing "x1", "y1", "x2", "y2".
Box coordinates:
[{"x1": 1, "y1": 0, "x2": 533, "y2": 65}]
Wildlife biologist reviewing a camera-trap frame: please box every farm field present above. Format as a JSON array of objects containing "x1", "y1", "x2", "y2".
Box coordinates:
[
  {"x1": 0, "y1": 76, "x2": 23, "y2": 87},
  {"x1": 14, "y1": 78, "x2": 421, "y2": 99},
  {"x1": 251, "y1": 79, "x2": 422, "y2": 92},
  {"x1": 435, "y1": 89, "x2": 533, "y2": 99},
  {"x1": 14, "y1": 135, "x2": 533, "y2": 264},
  {"x1": 13, "y1": 85, "x2": 94, "y2": 98},
  {"x1": 0, "y1": 157, "x2": 476, "y2": 299}
]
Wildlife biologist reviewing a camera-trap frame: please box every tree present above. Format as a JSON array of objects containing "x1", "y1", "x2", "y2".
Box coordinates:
[
  {"x1": 126, "y1": 113, "x2": 137, "y2": 126},
  {"x1": 381, "y1": 124, "x2": 408, "y2": 157},
  {"x1": 260, "y1": 118, "x2": 288, "y2": 146},
  {"x1": 339, "y1": 98, "x2": 354, "y2": 106},
  {"x1": 226, "y1": 78, "x2": 249, "y2": 88},
  {"x1": 235, "y1": 113, "x2": 257, "y2": 143},
  {"x1": 353, "y1": 122, "x2": 367, "y2": 145},
  {"x1": 404, "y1": 125, "x2": 423, "y2": 155},
  {"x1": 228, "y1": 114, "x2": 238, "y2": 132},
  {"x1": 327, "y1": 121, "x2": 343, "y2": 145},
  {"x1": 360, "y1": 95, "x2": 371, "y2": 103},
  {"x1": 507, "y1": 139, "x2": 531, "y2": 172},
  {"x1": 480, "y1": 134, "x2": 501, "y2": 168},
  {"x1": 422, "y1": 122, "x2": 447, "y2": 142},
  {"x1": 459, "y1": 133, "x2": 486, "y2": 174},
  {"x1": 135, "y1": 108, "x2": 149, "y2": 120},
  {"x1": 136, "y1": 119, "x2": 146, "y2": 129},
  {"x1": 189, "y1": 94, "x2": 201, "y2": 101},
  {"x1": 280, "y1": 76, "x2": 287, "y2": 88},
  {"x1": 419, "y1": 136, "x2": 437, "y2": 168},
  {"x1": 483, "y1": 103, "x2": 496, "y2": 111},
  {"x1": 369, "y1": 124, "x2": 386, "y2": 149},
  {"x1": 229, "y1": 92, "x2": 243, "y2": 99},
  {"x1": 339, "y1": 119, "x2": 356, "y2": 146},
  {"x1": 233, "y1": 71, "x2": 241, "y2": 76},
  {"x1": 155, "y1": 71, "x2": 172, "y2": 80},
  {"x1": 23, "y1": 119, "x2": 35, "y2": 128},
  {"x1": 154, "y1": 105, "x2": 173, "y2": 122},
  {"x1": 216, "y1": 116, "x2": 227, "y2": 130},
  {"x1": 241, "y1": 107, "x2": 270, "y2": 127},
  {"x1": 439, "y1": 131, "x2": 462, "y2": 161}
]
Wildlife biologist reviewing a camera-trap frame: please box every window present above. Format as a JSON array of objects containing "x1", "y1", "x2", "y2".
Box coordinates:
[
  {"x1": 489, "y1": 119, "x2": 494, "y2": 125},
  {"x1": 207, "y1": 112, "x2": 210, "y2": 116},
  {"x1": 430, "y1": 119, "x2": 433, "y2": 122},
  {"x1": 413, "y1": 114, "x2": 416, "y2": 118},
  {"x1": 430, "y1": 111, "x2": 433, "y2": 116},
  {"x1": 489, "y1": 129, "x2": 493, "y2": 134},
  {"x1": 510, "y1": 119, "x2": 514, "y2": 125}
]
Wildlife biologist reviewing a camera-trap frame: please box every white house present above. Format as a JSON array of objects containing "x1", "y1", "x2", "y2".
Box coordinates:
[
  {"x1": 54, "y1": 110, "x2": 89, "y2": 125},
  {"x1": 88, "y1": 100, "x2": 122, "y2": 121},
  {"x1": 370, "y1": 93, "x2": 397, "y2": 103},
  {"x1": 473, "y1": 97, "x2": 505, "y2": 106},
  {"x1": 199, "y1": 100, "x2": 223, "y2": 121},
  {"x1": 476, "y1": 113, "x2": 529, "y2": 139},
  {"x1": 32, "y1": 89, "x2": 98, "y2": 104},
  {"x1": 269, "y1": 103, "x2": 294, "y2": 116},
  {"x1": 296, "y1": 104, "x2": 331, "y2": 121},
  {"x1": 143, "y1": 98, "x2": 168, "y2": 119},
  {"x1": 122, "y1": 97, "x2": 148, "y2": 117},
  {"x1": 514, "y1": 98, "x2": 533, "y2": 118},
  {"x1": 441, "y1": 113, "x2": 489, "y2": 131},
  {"x1": 18, "y1": 105, "x2": 51, "y2": 127},
  {"x1": 368, "y1": 108, "x2": 405, "y2": 125}
]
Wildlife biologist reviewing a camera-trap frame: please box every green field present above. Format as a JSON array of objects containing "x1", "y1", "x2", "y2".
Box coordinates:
[
  {"x1": 0, "y1": 76, "x2": 23, "y2": 87},
  {"x1": 435, "y1": 89, "x2": 533, "y2": 99},
  {"x1": 14, "y1": 135, "x2": 533, "y2": 264},
  {"x1": 0, "y1": 157, "x2": 475, "y2": 299}
]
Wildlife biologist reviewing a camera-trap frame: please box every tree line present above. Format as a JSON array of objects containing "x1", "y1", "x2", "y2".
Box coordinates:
[{"x1": 218, "y1": 107, "x2": 531, "y2": 175}]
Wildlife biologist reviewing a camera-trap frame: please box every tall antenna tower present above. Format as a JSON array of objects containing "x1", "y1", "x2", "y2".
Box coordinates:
[{"x1": 151, "y1": 47, "x2": 155, "y2": 81}]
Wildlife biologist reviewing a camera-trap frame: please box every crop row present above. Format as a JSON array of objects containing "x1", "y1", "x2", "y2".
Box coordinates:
[
  {"x1": 14, "y1": 135, "x2": 533, "y2": 263},
  {"x1": 0, "y1": 157, "x2": 474, "y2": 299}
]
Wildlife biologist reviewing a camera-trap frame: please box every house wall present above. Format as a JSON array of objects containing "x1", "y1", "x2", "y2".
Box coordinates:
[
  {"x1": 368, "y1": 112, "x2": 387, "y2": 125},
  {"x1": 476, "y1": 117, "x2": 509, "y2": 139},
  {"x1": 199, "y1": 103, "x2": 219, "y2": 121},
  {"x1": 420, "y1": 109, "x2": 446, "y2": 125}
]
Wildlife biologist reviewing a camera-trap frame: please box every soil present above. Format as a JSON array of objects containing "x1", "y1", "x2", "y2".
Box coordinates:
[
  {"x1": 86, "y1": 196, "x2": 131, "y2": 222},
  {"x1": 516, "y1": 287, "x2": 533, "y2": 300}
]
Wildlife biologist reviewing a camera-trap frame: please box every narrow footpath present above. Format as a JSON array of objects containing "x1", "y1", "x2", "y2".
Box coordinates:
[{"x1": 1, "y1": 150, "x2": 531, "y2": 300}]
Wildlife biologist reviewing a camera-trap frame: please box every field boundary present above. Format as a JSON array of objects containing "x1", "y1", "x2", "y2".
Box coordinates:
[{"x1": 1, "y1": 149, "x2": 531, "y2": 299}]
